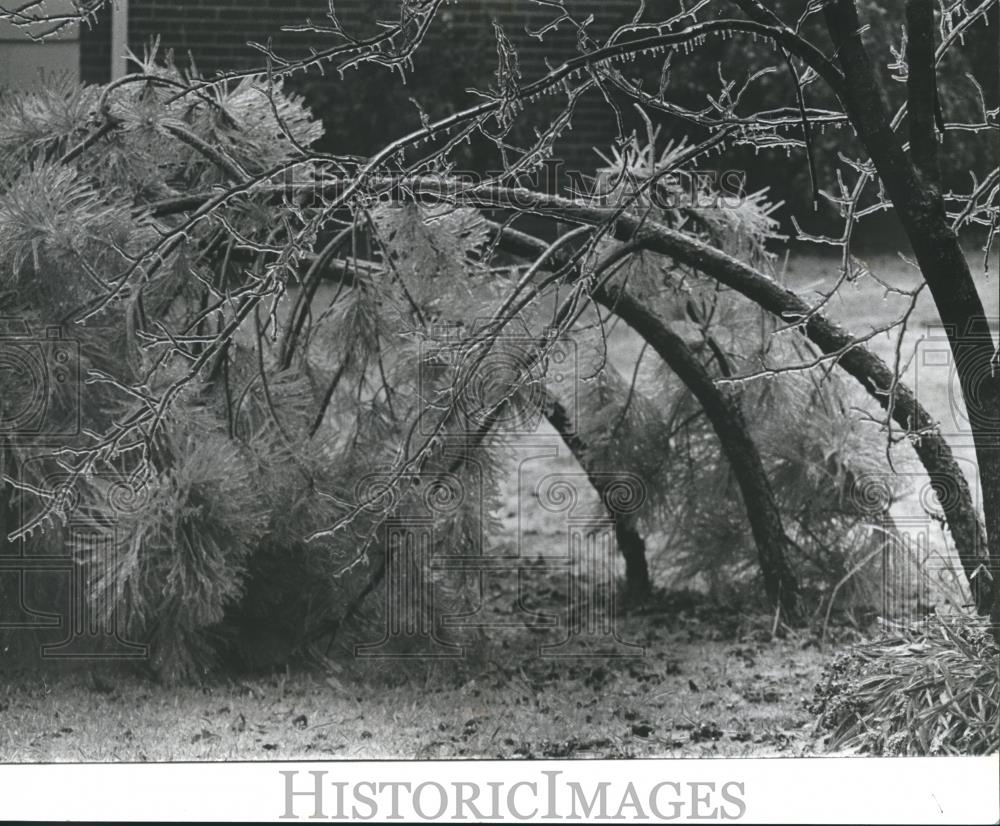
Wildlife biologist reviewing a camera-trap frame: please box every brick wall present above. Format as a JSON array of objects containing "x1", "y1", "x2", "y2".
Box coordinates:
[
  {"x1": 81, "y1": 0, "x2": 339, "y2": 82},
  {"x1": 80, "y1": 1, "x2": 651, "y2": 174},
  {"x1": 81, "y1": 1, "x2": 639, "y2": 80},
  {"x1": 79, "y1": 11, "x2": 110, "y2": 84}
]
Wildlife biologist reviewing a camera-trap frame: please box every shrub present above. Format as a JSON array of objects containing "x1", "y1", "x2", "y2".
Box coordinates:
[{"x1": 807, "y1": 615, "x2": 999, "y2": 755}]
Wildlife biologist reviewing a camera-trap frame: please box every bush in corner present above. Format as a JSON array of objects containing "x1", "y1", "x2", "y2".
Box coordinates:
[{"x1": 807, "y1": 615, "x2": 999, "y2": 755}]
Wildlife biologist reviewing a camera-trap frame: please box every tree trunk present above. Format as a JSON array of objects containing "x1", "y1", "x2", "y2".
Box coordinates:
[
  {"x1": 544, "y1": 395, "x2": 652, "y2": 604},
  {"x1": 824, "y1": 0, "x2": 999, "y2": 638},
  {"x1": 592, "y1": 284, "x2": 800, "y2": 619}
]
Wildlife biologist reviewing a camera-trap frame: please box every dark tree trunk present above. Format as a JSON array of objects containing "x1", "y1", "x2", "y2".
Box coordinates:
[
  {"x1": 823, "y1": 0, "x2": 1000, "y2": 639},
  {"x1": 614, "y1": 517, "x2": 653, "y2": 606},
  {"x1": 544, "y1": 396, "x2": 652, "y2": 604},
  {"x1": 591, "y1": 284, "x2": 800, "y2": 620}
]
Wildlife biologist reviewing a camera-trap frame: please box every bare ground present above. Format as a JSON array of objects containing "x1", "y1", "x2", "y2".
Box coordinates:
[{"x1": 0, "y1": 608, "x2": 839, "y2": 761}]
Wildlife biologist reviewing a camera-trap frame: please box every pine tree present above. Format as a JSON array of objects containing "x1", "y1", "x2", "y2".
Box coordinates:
[{"x1": 1, "y1": 0, "x2": 990, "y2": 678}]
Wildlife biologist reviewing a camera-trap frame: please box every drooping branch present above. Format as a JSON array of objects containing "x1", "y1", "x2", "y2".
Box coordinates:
[
  {"x1": 592, "y1": 281, "x2": 800, "y2": 617},
  {"x1": 544, "y1": 395, "x2": 653, "y2": 604},
  {"x1": 493, "y1": 225, "x2": 799, "y2": 618},
  {"x1": 452, "y1": 184, "x2": 991, "y2": 613},
  {"x1": 609, "y1": 223, "x2": 993, "y2": 615},
  {"x1": 186, "y1": 167, "x2": 992, "y2": 616},
  {"x1": 136, "y1": 168, "x2": 994, "y2": 616}
]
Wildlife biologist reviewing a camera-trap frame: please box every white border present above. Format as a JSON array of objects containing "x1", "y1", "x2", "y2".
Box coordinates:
[{"x1": 0, "y1": 756, "x2": 996, "y2": 823}]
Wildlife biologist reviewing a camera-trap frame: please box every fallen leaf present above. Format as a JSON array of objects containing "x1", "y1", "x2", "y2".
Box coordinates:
[{"x1": 191, "y1": 728, "x2": 218, "y2": 744}]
